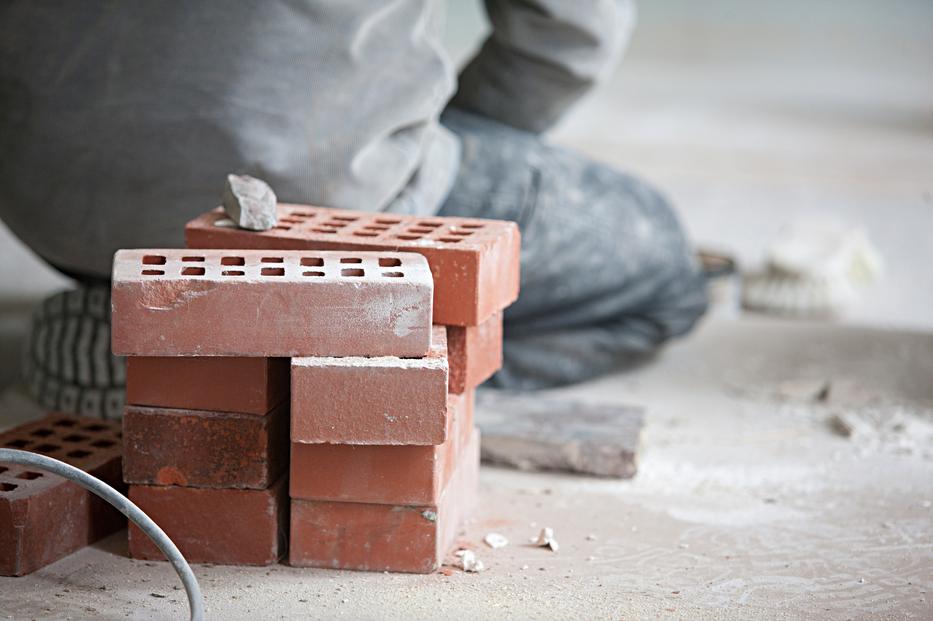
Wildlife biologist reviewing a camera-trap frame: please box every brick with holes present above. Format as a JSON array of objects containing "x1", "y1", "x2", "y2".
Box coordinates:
[
  {"x1": 126, "y1": 356, "x2": 289, "y2": 415},
  {"x1": 289, "y1": 429, "x2": 479, "y2": 573},
  {"x1": 0, "y1": 414, "x2": 125, "y2": 576},
  {"x1": 291, "y1": 326, "x2": 448, "y2": 445},
  {"x1": 111, "y1": 249, "x2": 433, "y2": 358},
  {"x1": 447, "y1": 311, "x2": 503, "y2": 394},
  {"x1": 291, "y1": 391, "x2": 473, "y2": 505},
  {"x1": 128, "y1": 475, "x2": 287, "y2": 566},
  {"x1": 185, "y1": 204, "x2": 520, "y2": 326},
  {"x1": 122, "y1": 401, "x2": 288, "y2": 489}
]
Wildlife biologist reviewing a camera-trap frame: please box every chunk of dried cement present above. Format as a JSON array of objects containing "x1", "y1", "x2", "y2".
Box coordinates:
[
  {"x1": 222, "y1": 174, "x2": 277, "y2": 231},
  {"x1": 475, "y1": 391, "x2": 643, "y2": 478},
  {"x1": 454, "y1": 549, "x2": 485, "y2": 572},
  {"x1": 483, "y1": 533, "x2": 509, "y2": 549},
  {"x1": 530, "y1": 527, "x2": 559, "y2": 552}
]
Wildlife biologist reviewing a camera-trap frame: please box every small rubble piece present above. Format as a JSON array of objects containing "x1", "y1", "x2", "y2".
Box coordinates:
[
  {"x1": 475, "y1": 392, "x2": 643, "y2": 478},
  {"x1": 222, "y1": 174, "x2": 277, "y2": 231},
  {"x1": 827, "y1": 406, "x2": 933, "y2": 459},
  {"x1": 454, "y1": 549, "x2": 485, "y2": 572},
  {"x1": 483, "y1": 533, "x2": 509, "y2": 549},
  {"x1": 531, "y1": 527, "x2": 559, "y2": 552}
]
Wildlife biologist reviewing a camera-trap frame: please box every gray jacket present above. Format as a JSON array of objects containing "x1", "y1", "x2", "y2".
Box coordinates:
[{"x1": 0, "y1": 0, "x2": 634, "y2": 277}]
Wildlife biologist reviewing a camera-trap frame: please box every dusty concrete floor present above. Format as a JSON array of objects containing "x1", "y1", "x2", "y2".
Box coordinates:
[{"x1": 2, "y1": 318, "x2": 932, "y2": 620}]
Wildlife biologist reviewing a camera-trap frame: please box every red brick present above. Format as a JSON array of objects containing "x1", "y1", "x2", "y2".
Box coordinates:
[
  {"x1": 128, "y1": 476, "x2": 287, "y2": 566},
  {"x1": 122, "y1": 402, "x2": 288, "y2": 489},
  {"x1": 126, "y1": 356, "x2": 288, "y2": 415},
  {"x1": 288, "y1": 430, "x2": 479, "y2": 573},
  {"x1": 0, "y1": 414, "x2": 124, "y2": 576},
  {"x1": 291, "y1": 326, "x2": 448, "y2": 446},
  {"x1": 447, "y1": 311, "x2": 503, "y2": 394},
  {"x1": 290, "y1": 391, "x2": 473, "y2": 505},
  {"x1": 185, "y1": 204, "x2": 520, "y2": 327},
  {"x1": 111, "y1": 249, "x2": 433, "y2": 357}
]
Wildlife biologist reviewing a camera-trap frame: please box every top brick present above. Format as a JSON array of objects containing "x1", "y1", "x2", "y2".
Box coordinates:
[
  {"x1": 185, "y1": 204, "x2": 521, "y2": 326},
  {"x1": 111, "y1": 249, "x2": 433, "y2": 357}
]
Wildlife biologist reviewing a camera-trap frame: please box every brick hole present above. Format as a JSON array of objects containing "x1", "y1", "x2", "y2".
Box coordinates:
[
  {"x1": 418, "y1": 221, "x2": 443, "y2": 228},
  {"x1": 54, "y1": 420, "x2": 77, "y2": 427},
  {"x1": 341, "y1": 269, "x2": 365, "y2": 277},
  {"x1": 289, "y1": 209, "x2": 315, "y2": 217},
  {"x1": 409, "y1": 228, "x2": 433, "y2": 234},
  {"x1": 375, "y1": 217, "x2": 402, "y2": 225},
  {"x1": 300, "y1": 258, "x2": 324, "y2": 266},
  {"x1": 141, "y1": 270, "x2": 164, "y2": 276},
  {"x1": 274, "y1": 225, "x2": 292, "y2": 231},
  {"x1": 6, "y1": 440, "x2": 30, "y2": 448},
  {"x1": 34, "y1": 443, "x2": 60, "y2": 453},
  {"x1": 364, "y1": 225, "x2": 390, "y2": 231},
  {"x1": 382, "y1": 272, "x2": 404, "y2": 278},
  {"x1": 67, "y1": 450, "x2": 91, "y2": 459},
  {"x1": 91, "y1": 439, "x2": 115, "y2": 448},
  {"x1": 260, "y1": 257, "x2": 284, "y2": 263},
  {"x1": 353, "y1": 232, "x2": 379, "y2": 237},
  {"x1": 222, "y1": 270, "x2": 245, "y2": 276},
  {"x1": 181, "y1": 267, "x2": 205, "y2": 276},
  {"x1": 461, "y1": 223, "x2": 485, "y2": 229},
  {"x1": 332, "y1": 215, "x2": 358, "y2": 222},
  {"x1": 142, "y1": 255, "x2": 166, "y2": 265},
  {"x1": 396, "y1": 235, "x2": 422, "y2": 241},
  {"x1": 438, "y1": 237, "x2": 462, "y2": 244},
  {"x1": 16, "y1": 471, "x2": 42, "y2": 480},
  {"x1": 82, "y1": 424, "x2": 107, "y2": 432},
  {"x1": 221, "y1": 257, "x2": 245, "y2": 266},
  {"x1": 0, "y1": 466, "x2": 6, "y2": 474},
  {"x1": 312, "y1": 228, "x2": 337, "y2": 234},
  {"x1": 302, "y1": 271, "x2": 325, "y2": 277},
  {"x1": 339, "y1": 258, "x2": 362, "y2": 264},
  {"x1": 0, "y1": 483, "x2": 17, "y2": 492},
  {"x1": 378, "y1": 258, "x2": 402, "y2": 267},
  {"x1": 63, "y1": 434, "x2": 89, "y2": 443},
  {"x1": 261, "y1": 267, "x2": 285, "y2": 276},
  {"x1": 182, "y1": 256, "x2": 205, "y2": 262},
  {"x1": 449, "y1": 230, "x2": 473, "y2": 237},
  {"x1": 280, "y1": 218, "x2": 303, "y2": 224},
  {"x1": 31, "y1": 429, "x2": 54, "y2": 438}
]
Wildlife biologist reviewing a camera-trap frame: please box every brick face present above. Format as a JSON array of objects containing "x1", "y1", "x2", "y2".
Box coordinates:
[
  {"x1": 111, "y1": 249, "x2": 434, "y2": 357},
  {"x1": 291, "y1": 392, "x2": 473, "y2": 505},
  {"x1": 0, "y1": 414, "x2": 125, "y2": 576},
  {"x1": 126, "y1": 356, "x2": 289, "y2": 415},
  {"x1": 289, "y1": 430, "x2": 479, "y2": 573},
  {"x1": 185, "y1": 204, "x2": 520, "y2": 326},
  {"x1": 128, "y1": 476, "x2": 288, "y2": 566},
  {"x1": 291, "y1": 326, "x2": 449, "y2": 446},
  {"x1": 122, "y1": 402, "x2": 289, "y2": 489},
  {"x1": 447, "y1": 311, "x2": 503, "y2": 394}
]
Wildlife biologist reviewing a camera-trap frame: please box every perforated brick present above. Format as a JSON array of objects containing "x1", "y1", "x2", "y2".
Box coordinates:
[
  {"x1": 289, "y1": 430, "x2": 479, "y2": 573},
  {"x1": 447, "y1": 311, "x2": 503, "y2": 394},
  {"x1": 185, "y1": 204, "x2": 520, "y2": 326},
  {"x1": 291, "y1": 326, "x2": 448, "y2": 446},
  {"x1": 291, "y1": 391, "x2": 473, "y2": 505},
  {"x1": 0, "y1": 414, "x2": 124, "y2": 576},
  {"x1": 122, "y1": 402, "x2": 288, "y2": 489},
  {"x1": 111, "y1": 249, "x2": 433, "y2": 358},
  {"x1": 126, "y1": 356, "x2": 288, "y2": 415}
]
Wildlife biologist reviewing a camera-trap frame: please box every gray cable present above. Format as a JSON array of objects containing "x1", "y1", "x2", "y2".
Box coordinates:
[{"x1": 0, "y1": 448, "x2": 204, "y2": 621}]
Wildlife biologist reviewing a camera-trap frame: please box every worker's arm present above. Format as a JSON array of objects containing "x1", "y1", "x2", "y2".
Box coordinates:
[{"x1": 451, "y1": 0, "x2": 636, "y2": 133}]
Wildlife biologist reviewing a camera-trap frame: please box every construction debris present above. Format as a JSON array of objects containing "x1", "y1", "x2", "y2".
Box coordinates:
[
  {"x1": 475, "y1": 392, "x2": 643, "y2": 478},
  {"x1": 454, "y1": 549, "x2": 485, "y2": 573},
  {"x1": 222, "y1": 173, "x2": 277, "y2": 231},
  {"x1": 530, "y1": 527, "x2": 559, "y2": 552},
  {"x1": 483, "y1": 533, "x2": 509, "y2": 549}
]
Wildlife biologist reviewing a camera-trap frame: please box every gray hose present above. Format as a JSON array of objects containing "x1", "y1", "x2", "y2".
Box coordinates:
[{"x1": 0, "y1": 448, "x2": 204, "y2": 621}]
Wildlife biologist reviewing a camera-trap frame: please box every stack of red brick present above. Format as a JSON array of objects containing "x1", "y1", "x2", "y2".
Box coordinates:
[{"x1": 110, "y1": 204, "x2": 519, "y2": 572}]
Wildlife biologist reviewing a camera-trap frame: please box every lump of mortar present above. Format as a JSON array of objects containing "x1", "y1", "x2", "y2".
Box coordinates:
[
  {"x1": 454, "y1": 549, "x2": 485, "y2": 572},
  {"x1": 483, "y1": 533, "x2": 509, "y2": 549},
  {"x1": 531, "y1": 527, "x2": 559, "y2": 552},
  {"x1": 222, "y1": 174, "x2": 277, "y2": 231}
]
